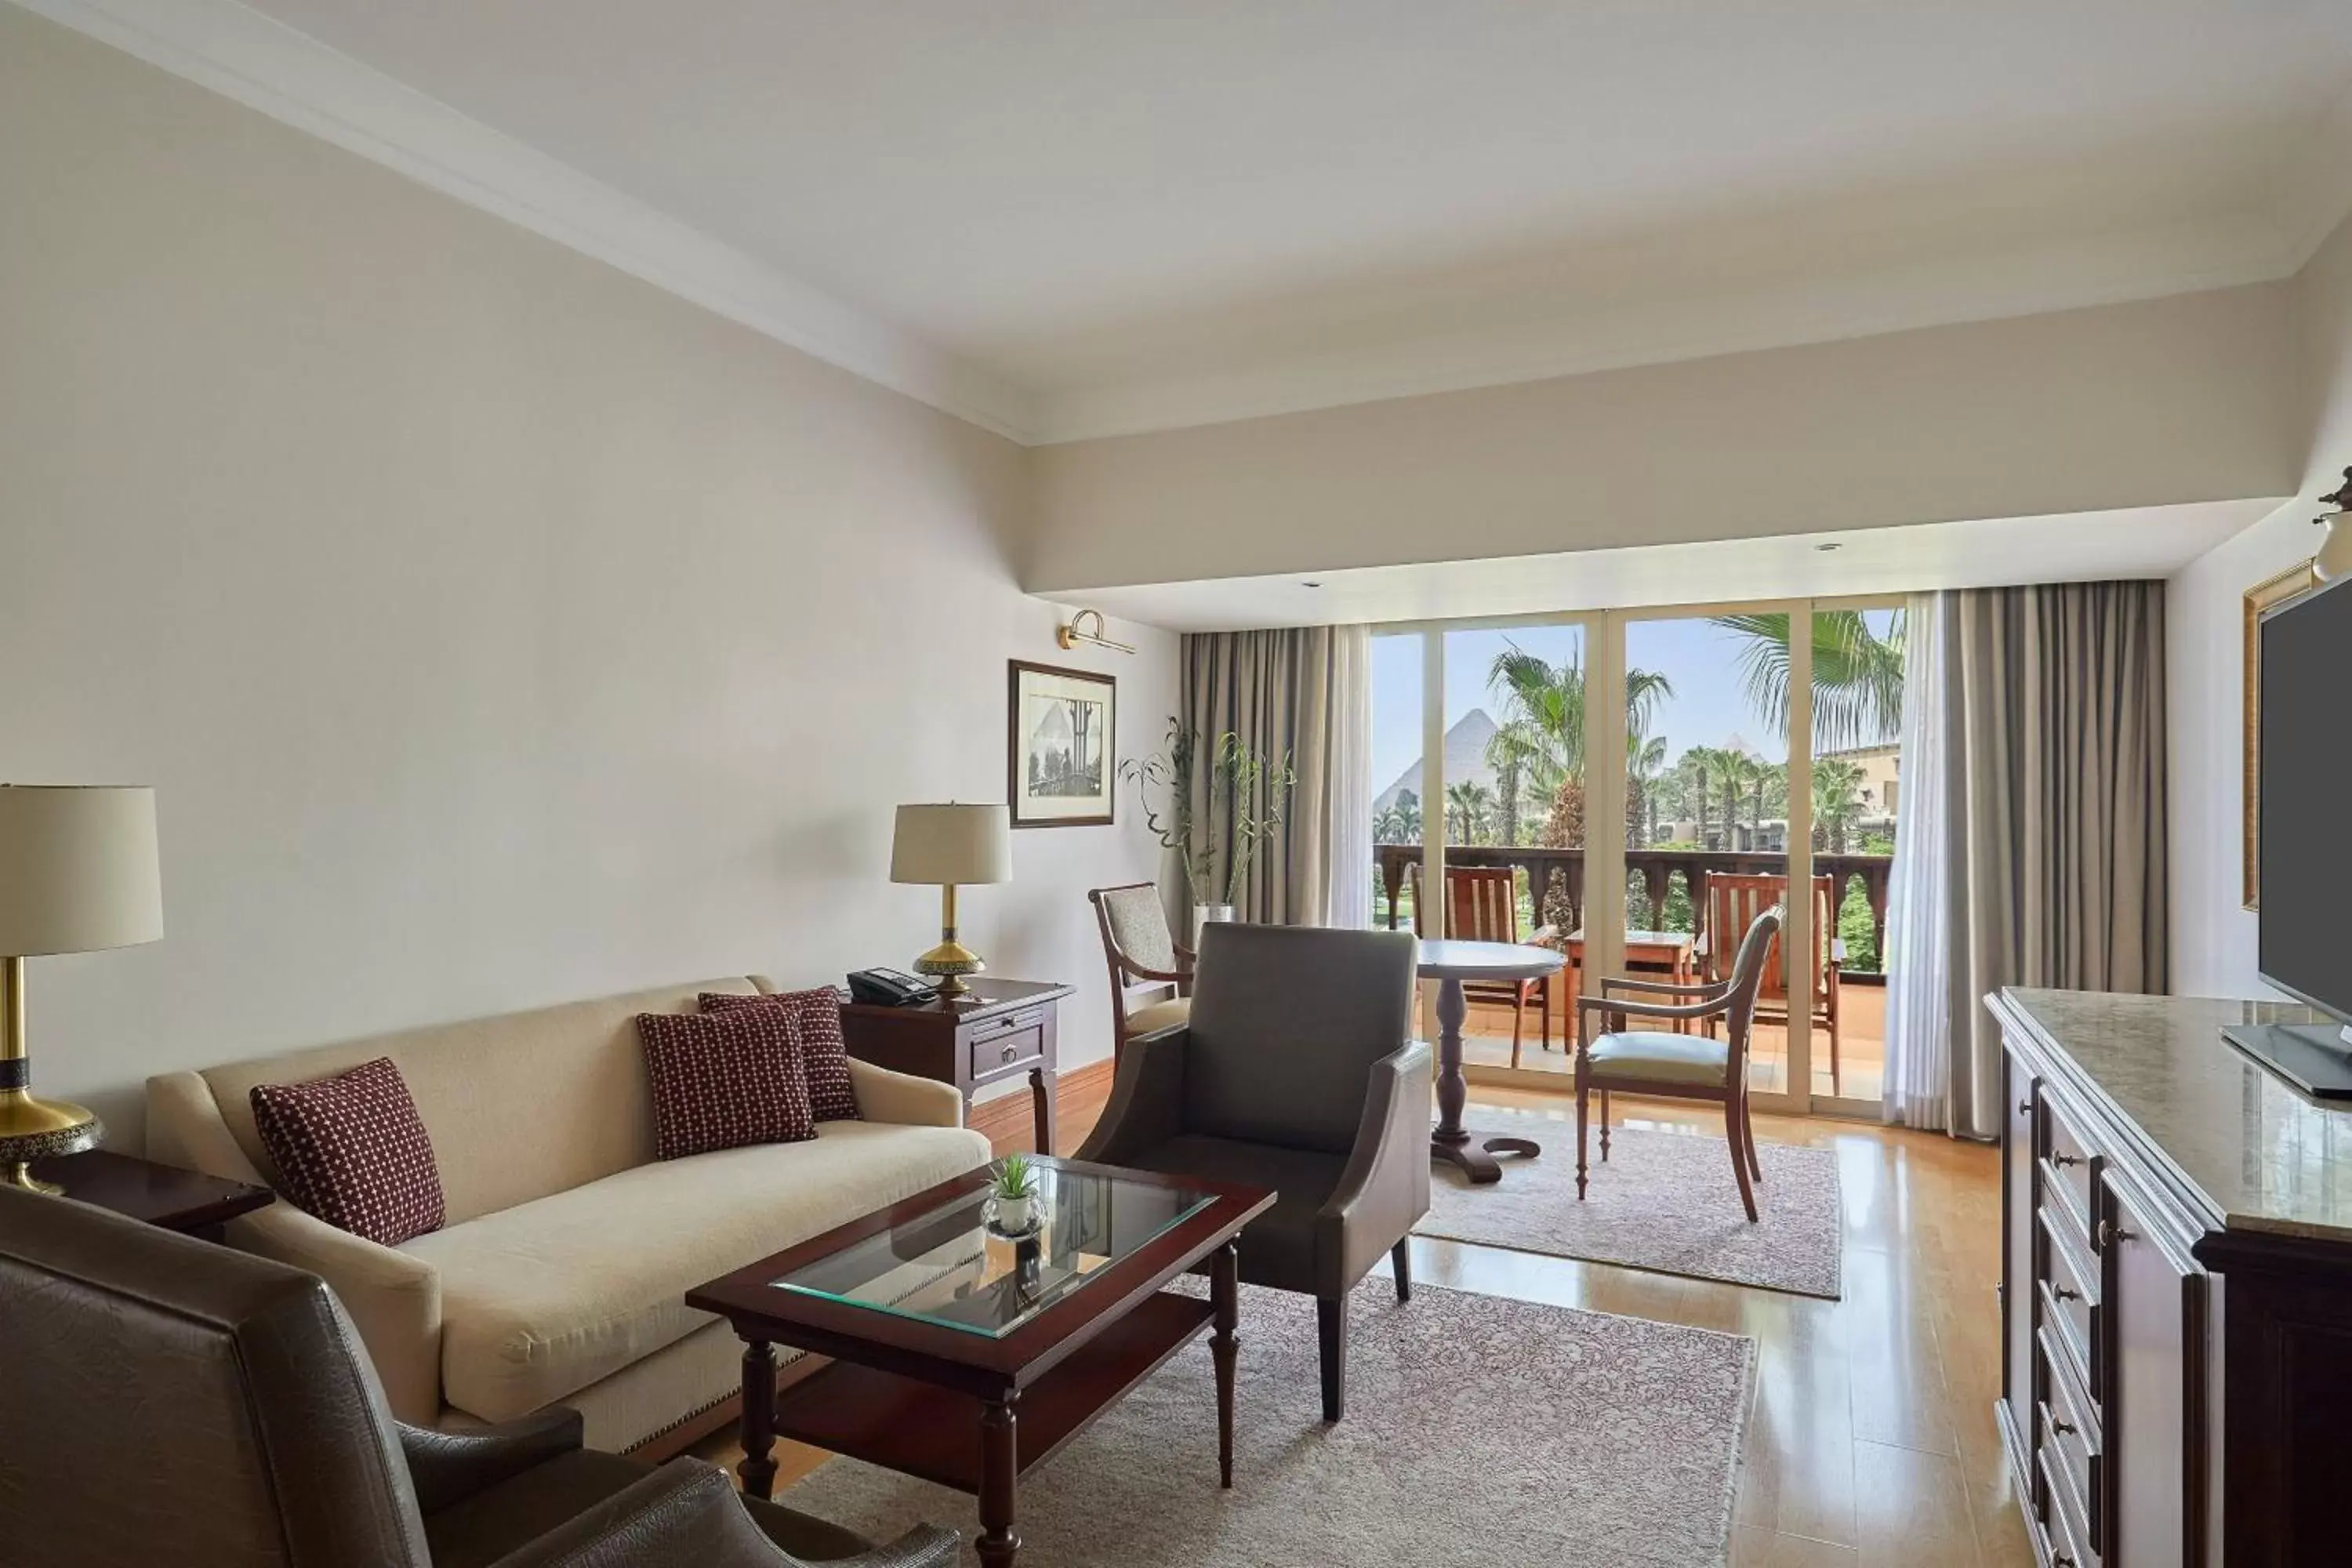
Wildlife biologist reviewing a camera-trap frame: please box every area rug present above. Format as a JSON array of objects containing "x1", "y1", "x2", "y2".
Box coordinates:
[
  {"x1": 1417, "y1": 1112, "x2": 1843, "y2": 1299},
  {"x1": 783, "y1": 1280, "x2": 1755, "y2": 1567}
]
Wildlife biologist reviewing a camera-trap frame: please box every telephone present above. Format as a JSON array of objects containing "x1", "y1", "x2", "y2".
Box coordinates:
[{"x1": 846, "y1": 967, "x2": 938, "y2": 1007}]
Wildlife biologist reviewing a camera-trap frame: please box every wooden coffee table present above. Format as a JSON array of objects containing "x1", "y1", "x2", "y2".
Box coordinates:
[{"x1": 686, "y1": 1156, "x2": 1274, "y2": 1568}]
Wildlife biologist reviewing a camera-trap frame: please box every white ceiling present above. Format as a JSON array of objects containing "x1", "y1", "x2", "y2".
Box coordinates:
[
  {"x1": 52, "y1": 0, "x2": 2352, "y2": 444},
  {"x1": 1069, "y1": 500, "x2": 2291, "y2": 633}
]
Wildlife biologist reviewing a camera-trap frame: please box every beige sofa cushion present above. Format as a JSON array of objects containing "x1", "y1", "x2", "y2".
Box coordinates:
[
  {"x1": 196, "y1": 977, "x2": 764, "y2": 1225},
  {"x1": 401, "y1": 1119, "x2": 989, "y2": 1423}
]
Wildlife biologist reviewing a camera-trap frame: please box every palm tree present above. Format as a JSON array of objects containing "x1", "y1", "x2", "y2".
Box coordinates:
[
  {"x1": 1490, "y1": 746, "x2": 1523, "y2": 846},
  {"x1": 1626, "y1": 734, "x2": 1669, "y2": 847},
  {"x1": 1708, "y1": 609, "x2": 1906, "y2": 753},
  {"x1": 1750, "y1": 760, "x2": 1783, "y2": 842},
  {"x1": 1486, "y1": 645, "x2": 1673, "y2": 853},
  {"x1": 1444, "y1": 780, "x2": 1495, "y2": 844},
  {"x1": 1372, "y1": 803, "x2": 1406, "y2": 844},
  {"x1": 1812, "y1": 758, "x2": 1866, "y2": 852},
  {"x1": 1392, "y1": 789, "x2": 1421, "y2": 844},
  {"x1": 1679, "y1": 747, "x2": 1719, "y2": 847}
]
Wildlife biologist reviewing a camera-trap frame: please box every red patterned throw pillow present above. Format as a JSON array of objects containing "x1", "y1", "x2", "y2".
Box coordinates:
[
  {"x1": 636, "y1": 1005, "x2": 817, "y2": 1160},
  {"x1": 250, "y1": 1057, "x2": 446, "y2": 1246},
  {"x1": 699, "y1": 987, "x2": 860, "y2": 1123}
]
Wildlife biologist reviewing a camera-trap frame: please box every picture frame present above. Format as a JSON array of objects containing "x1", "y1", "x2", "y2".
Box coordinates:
[
  {"x1": 1008, "y1": 660, "x2": 1116, "y2": 828},
  {"x1": 2243, "y1": 558, "x2": 2318, "y2": 909}
]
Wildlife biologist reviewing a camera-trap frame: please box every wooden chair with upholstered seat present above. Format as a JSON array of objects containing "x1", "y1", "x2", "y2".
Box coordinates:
[
  {"x1": 1699, "y1": 873, "x2": 1842, "y2": 1095},
  {"x1": 1406, "y1": 862, "x2": 1551, "y2": 1065},
  {"x1": 1575, "y1": 906, "x2": 1780, "y2": 1222},
  {"x1": 1089, "y1": 882, "x2": 1195, "y2": 1065}
]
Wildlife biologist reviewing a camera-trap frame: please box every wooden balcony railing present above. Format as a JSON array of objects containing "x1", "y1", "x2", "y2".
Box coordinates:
[{"x1": 1372, "y1": 843, "x2": 1895, "y2": 976}]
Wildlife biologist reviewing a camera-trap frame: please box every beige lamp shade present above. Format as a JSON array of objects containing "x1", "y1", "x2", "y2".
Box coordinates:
[
  {"x1": 0, "y1": 786, "x2": 164, "y2": 956},
  {"x1": 889, "y1": 804, "x2": 1012, "y2": 886}
]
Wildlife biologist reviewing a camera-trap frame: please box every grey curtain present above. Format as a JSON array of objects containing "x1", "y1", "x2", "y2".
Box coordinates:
[
  {"x1": 1938, "y1": 580, "x2": 2169, "y2": 1138},
  {"x1": 1181, "y1": 627, "x2": 1364, "y2": 925}
]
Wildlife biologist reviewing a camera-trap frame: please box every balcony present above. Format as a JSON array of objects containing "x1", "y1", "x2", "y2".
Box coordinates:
[{"x1": 1374, "y1": 842, "x2": 1892, "y2": 1100}]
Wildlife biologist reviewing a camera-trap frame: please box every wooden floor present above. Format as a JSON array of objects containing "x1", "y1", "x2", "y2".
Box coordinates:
[{"x1": 696, "y1": 1083, "x2": 2025, "y2": 1568}]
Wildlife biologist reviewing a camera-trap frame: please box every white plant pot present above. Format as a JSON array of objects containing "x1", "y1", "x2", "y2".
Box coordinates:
[
  {"x1": 1193, "y1": 903, "x2": 1236, "y2": 945},
  {"x1": 995, "y1": 1192, "x2": 1033, "y2": 1233}
]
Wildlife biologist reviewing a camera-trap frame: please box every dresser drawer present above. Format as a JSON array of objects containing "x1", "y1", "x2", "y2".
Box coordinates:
[
  {"x1": 2038, "y1": 1204, "x2": 2101, "y2": 1390},
  {"x1": 967, "y1": 1016, "x2": 1046, "y2": 1080},
  {"x1": 2038, "y1": 1447, "x2": 2100, "y2": 1568},
  {"x1": 2041, "y1": 1093, "x2": 2097, "y2": 1236},
  {"x1": 2037, "y1": 1333, "x2": 2103, "y2": 1552}
]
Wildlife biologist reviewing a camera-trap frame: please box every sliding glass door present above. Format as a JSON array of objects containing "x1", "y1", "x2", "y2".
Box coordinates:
[{"x1": 1367, "y1": 596, "x2": 1904, "y2": 1120}]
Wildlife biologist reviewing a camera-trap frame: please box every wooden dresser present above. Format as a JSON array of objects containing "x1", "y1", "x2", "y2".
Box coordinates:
[{"x1": 1993, "y1": 988, "x2": 2352, "y2": 1567}]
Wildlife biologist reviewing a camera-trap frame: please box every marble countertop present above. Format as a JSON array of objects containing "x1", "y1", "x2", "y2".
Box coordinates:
[{"x1": 2002, "y1": 988, "x2": 2352, "y2": 1242}]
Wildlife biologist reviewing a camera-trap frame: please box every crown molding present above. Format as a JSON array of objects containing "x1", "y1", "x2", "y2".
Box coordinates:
[{"x1": 9, "y1": 0, "x2": 1041, "y2": 443}]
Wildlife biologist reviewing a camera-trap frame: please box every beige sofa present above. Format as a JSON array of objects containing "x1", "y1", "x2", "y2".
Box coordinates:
[{"x1": 147, "y1": 976, "x2": 990, "y2": 1453}]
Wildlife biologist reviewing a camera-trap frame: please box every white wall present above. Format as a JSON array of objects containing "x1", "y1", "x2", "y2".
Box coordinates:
[
  {"x1": 1029, "y1": 283, "x2": 2302, "y2": 593},
  {"x1": 2168, "y1": 214, "x2": 2352, "y2": 998},
  {"x1": 0, "y1": 9, "x2": 1175, "y2": 1143}
]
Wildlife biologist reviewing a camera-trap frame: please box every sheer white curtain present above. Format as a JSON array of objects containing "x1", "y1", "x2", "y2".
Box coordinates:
[
  {"x1": 1323, "y1": 625, "x2": 1374, "y2": 927},
  {"x1": 1882, "y1": 592, "x2": 1953, "y2": 1130}
]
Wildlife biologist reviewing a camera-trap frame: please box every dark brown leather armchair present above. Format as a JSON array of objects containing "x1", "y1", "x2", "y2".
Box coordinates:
[
  {"x1": 1075, "y1": 921, "x2": 1428, "y2": 1424},
  {"x1": 0, "y1": 1182, "x2": 952, "y2": 1568}
]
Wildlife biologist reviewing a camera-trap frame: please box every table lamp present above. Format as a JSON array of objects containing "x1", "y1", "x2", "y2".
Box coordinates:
[
  {"x1": 0, "y1": 786, "x2": 164, "y2": 1192},
  {"x1": 890, "y1": 804, "x2": 1011, "y2": 998}
]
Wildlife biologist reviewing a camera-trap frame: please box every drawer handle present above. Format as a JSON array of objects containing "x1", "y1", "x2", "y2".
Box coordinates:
[
  {"x1": 2054, "y1": 1555, "x2": 2076, "y2": 1568},
  {"x1": 2097, "y1": 1219, "x2": 2135, "y2": 1248},
  {"x1": 2051, "y1": 1152, "x2": 2082, "y2": 1169},
  {"x1": 1000, "y1": 1041, "x2": 1021, "y2": 1062},
  {"x1": 2051, "y1": 1416, "x2": 2078, "y2": 1436},
  {"x1": 2052, "y1": 1285, "x2": 2081, "y2": 1303},
  {"x1": 2019, "y1": 1099, "x2": 2033, "y2": 1116}
]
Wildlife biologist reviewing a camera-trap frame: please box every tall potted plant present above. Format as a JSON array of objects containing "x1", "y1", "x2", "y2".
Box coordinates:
[{"x1": 1120, "y1": 720, "x2": 1298, "y2": 942}]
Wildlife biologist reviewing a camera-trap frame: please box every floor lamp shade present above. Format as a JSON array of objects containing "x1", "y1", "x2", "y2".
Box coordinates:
[
  {"x1": 889, "y1": 804, "x2": 1011, "y2": 996},
  {"x1": 0, "y1": 786, "x2": 164, "y2": 1192},
  {"x1": 0, "y1": 786, "x2": 165, "y2": 955}
]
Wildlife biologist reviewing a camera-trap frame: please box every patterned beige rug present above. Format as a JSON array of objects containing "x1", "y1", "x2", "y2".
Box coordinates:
[
  {"x1": 1418, "y1": 1112, "x2": 1843, "y2": 1299},
  {"x1": 784, "y1": 1280, "x2": 1754, "y2": 1566}
]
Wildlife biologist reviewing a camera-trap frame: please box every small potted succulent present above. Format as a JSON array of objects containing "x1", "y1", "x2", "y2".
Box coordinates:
[{"x1": 989, "y1": 1152, "x2": 1041, "y2": 1235}]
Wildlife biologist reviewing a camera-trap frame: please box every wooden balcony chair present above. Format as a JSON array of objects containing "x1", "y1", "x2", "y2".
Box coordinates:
[
  {"x1": 1406, "y1": 862, "x2": 1551, "y2": 1066},
  {"x1": 1697, "y1": 872, "x2": 1843, "y2": 1095},
  {"x1": 1088, "y1": 882, "x2": 1195, "y2": 1065},
  {"x1": 1576, "y1": 906, "x2": 1781, "y2": 1222}
]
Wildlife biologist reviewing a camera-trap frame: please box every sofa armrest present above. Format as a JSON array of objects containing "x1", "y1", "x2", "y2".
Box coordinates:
[
  {"x1": 845, "y1": 1058, "x2": 965, "y2": 1128},
  {"x1": 232, "y1": 1201, "x2": 445, "y2": 1424},
  {"x1": 1074, "y1": 1031, "x2": 1189, "y2": 1166},
  {"x1": 1315, "y1": 1040, "x2": 1432, "y2": 1296},
  {"x1": 150, "y1": 1065, "x2": 444, "y2": 1420},
  {"x1": 401, "y1": 1408, "x2": 583, "y2": 1515}
]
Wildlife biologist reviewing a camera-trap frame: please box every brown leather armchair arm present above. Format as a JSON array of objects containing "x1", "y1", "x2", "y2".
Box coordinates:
[
  {"x1": 400, "y1": 1409, "x2": 583, "y2": 1515},
  {"x1": 484, "y1": 1458, "x2": 957, "y2": 1568},
  {"x1": 1314, "y1": 1039, "x2": 1432, "y2": 1298},
  {"x1": 1074, "y1": 1028, "x2": 1189, "y2": 1165}
]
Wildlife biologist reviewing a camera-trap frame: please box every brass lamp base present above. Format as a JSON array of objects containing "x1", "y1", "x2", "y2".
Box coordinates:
[
  {"x1": 913, "y1": 938, "x2": 984, "y2": 998},
  {"x1": 0, "y1": 1094, "x2": 103, "y2": 1196}
]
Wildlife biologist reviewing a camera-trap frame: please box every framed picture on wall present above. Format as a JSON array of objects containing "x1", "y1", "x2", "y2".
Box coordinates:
[
  {"x1": 1008, "y1": 660, "x2": 1116, "y2": 828},
  {"x1": 2244, "y1": 557, "x2": 2318, "y2": 909}
]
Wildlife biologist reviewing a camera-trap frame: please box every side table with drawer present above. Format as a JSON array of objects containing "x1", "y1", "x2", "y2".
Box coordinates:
[{"x1": 837, "y1": 978, "x2": 1073, "y2": 1154}]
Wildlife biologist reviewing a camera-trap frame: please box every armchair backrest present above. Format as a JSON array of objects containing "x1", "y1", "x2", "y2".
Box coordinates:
[
  {"x1": 1181, "y1": 922, "x2": 1418, "y2": 1155},
  {"x1": 0, "y1": 1184, "x2": 432, "y2": 1568},
  {"x1": 1091, "y1": 882, "x2": 1184, "y2": 978}
]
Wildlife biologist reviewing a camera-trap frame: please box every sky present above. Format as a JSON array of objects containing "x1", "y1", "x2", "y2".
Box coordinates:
[{"x1": 1370, "y1": 612, "x2": 1899, "y2": 798}]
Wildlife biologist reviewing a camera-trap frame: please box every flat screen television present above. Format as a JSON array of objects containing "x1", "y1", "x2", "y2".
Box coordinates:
[{"x1": 2223, "y1": 570, "x2": 2352, "y2": 1095}]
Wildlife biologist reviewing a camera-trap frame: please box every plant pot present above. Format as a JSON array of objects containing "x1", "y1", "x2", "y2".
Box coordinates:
[
  {"x1": 993, "y1": 1192, "x2": 1034, "y2": 1234},
  {"x1": 1193, "y1": 903, "x2": 1236, "y2": 945}
]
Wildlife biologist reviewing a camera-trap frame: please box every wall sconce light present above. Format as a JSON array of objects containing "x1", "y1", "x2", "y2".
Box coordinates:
[
  {"x1": 2316, "y1": 466, "x2": 2352, "y2": 583},
  {"x1": 1056, "y1": 608, "x2": 1135, "y2": 655}
]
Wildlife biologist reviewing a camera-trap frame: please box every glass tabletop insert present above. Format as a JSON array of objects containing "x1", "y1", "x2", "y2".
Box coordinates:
[{"x1": 769, "y1": 1160, "x2": 1218, "y2": 1338}]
